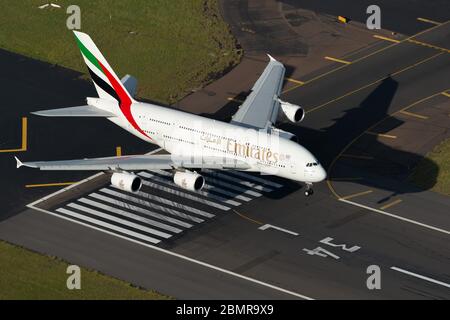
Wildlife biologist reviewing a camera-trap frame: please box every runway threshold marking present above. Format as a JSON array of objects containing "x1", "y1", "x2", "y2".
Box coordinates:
[
  {"x1": 399, "y1": 110, "x2": 429, "y2": 119},
  {"x1": 233, "y1": 209, "x2": 263, "y2": 225},
  {"x1": 0, "y1": 117, "x2": 28, "y2": 153},
  {"x1": 306, "y1": 52, "x2": 444, "y2": 114},
  {"x1": 327, "y1": 89, "x2": 450, "y2": 236},
  {"x1": 373, "y1": 35, "x2": 401, "y2": 43},
  {"x1": 391, "y1": 266, "x2": 450, "y2": 289},
  {"x1": 379, "y1": 199, "x2": 403, "y2": 210},
  {"x1": 25, "y1": 182, "x2": 76, "y2": 188},
  {"x1": 417, "y1": 17, "x2": 442, "y2": 26},
  {"x1": 340, "y1": 190, "x2": 373, "y2": 200},
  {"x1": 365, "y1": 132, "x2": 397, "y2": 139},
  {"x1": 282, "y1": 20, "x2": 449, "y2": 95},
  {"x1": 258, "y1": 224, "x2": 299, "y2": 236},
  {"x1": 324, "y1": 56, "x2": 351, "y2": 65}
]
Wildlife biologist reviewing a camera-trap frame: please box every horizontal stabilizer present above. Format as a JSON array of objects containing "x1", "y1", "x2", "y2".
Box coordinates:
[{"x1": 32, "y1": 105, "x2": 116, "y2": 117}]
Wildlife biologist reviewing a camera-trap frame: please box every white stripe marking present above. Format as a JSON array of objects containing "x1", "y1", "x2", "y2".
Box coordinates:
[
  {"x1": 340, "y1": 199, "x2": 450, "y2": 235},
  {"x1": 94, "y1": 190, "x2": 203, "y2": 223},
  {"x1": 104, "y1": 187, "x2": 214, "y2": 219},
  {"x1": 69, "y1": 201, "x2": 173, "y2": 238},
  {"x1": 200, "y1": 175, "x2": 262, "y2": 197},
  {"x1": 230, "y1": 171, "x2": 283, "y2": 188},
  {"x1": 258, "y1": 224, "x2": 299, "y2": 236},
  {"x1": 141, "y1": 172, "x2": 241, "y2": 206},
  {"x1": 138, "y1": 173, "x2": 230, "y2": 211},
  {"x1": 204, "y1": 170, "x2": 273, "y2": 192},
  {"x1": 78, "y1": 196, "x2": 189, "y2": 230},
  {"x1": 391, "y1": 266, "x2": 450, "y2": 289},
  {"x1": 56, "y1": 207, "x2": 161, "y2": 244},
  {"x1": 29, "y1": 204, "x2": 313, "y2": 299}
]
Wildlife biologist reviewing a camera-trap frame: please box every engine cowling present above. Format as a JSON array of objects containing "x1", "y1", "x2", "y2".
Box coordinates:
[
  {"x1": 111, "y1": 172, "x2": 142, "y2": 193},
  {"x1": 270, "y1": 127, "x2": 298, "y2": 143},
  {"x1": 279, "y1": 99, "x2": 305, "y2": 123},
  {"x1": 173, "y1": 171, "x2": 205, "y2": 191}
]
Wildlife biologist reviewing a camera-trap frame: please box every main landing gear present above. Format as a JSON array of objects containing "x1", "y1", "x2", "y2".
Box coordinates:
[{"x1": 304, "y1": 183, "x2": 314, "y2": 197}]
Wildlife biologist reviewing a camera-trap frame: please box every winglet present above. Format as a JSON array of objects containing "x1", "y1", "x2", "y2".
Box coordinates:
[
  {"x1": 15, "y1": 156, "x2": 23, "y2": 169},
  {"x1": 267, "y1": 54, "x2": 276, "y2": 62}
]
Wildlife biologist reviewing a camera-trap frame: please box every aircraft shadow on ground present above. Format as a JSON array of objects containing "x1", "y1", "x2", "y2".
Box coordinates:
[{"x1": 205, "y1": 76, "x2": 439, "y2": 201}]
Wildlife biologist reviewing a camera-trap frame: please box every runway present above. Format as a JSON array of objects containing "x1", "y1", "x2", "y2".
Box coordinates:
[{"x1": 0, "y1": 1, "x2": 449, "y2": 299}]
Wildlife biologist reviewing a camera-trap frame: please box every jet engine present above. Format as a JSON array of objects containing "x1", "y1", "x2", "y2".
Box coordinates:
[
  {"x1": 111, "y1": 172, "x2": 142, "y2": 193},
  {"x1": 279, "y1": 99, "x2": 305, "y2": 123},
  {"x1": 173, "y1": 171, "x2": 205, "y2": 191}
]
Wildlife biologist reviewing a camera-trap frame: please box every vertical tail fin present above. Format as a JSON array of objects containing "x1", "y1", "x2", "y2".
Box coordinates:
[{"x1": 73, "y1": 31, "x2": 135, "y2": 104}]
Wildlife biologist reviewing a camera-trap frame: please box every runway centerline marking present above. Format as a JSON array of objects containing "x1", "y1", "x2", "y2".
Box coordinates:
[
  {"x1": 282, "y1": 20, "x2": 449, "y2": 95},
  {"x1": 258, "y1": 224, "x2": 299, "y2": 236},
  {"x1": 306, "y1": 52, "x2": 444, "y2": 114},
  {"x1": 324, "y1": 56, "x2": 351, "y2": 65},
  {"x1": 417, "y1": 17, "x2": 442, "y2": 25},
  {"x1": 399, "y1": 110, "x2": 429, "y2": 119},
  {"x1": 365, "y1": 131, "x2": 397, "y2": 139},
  {"x1": 379, "y1": 199, "x2": 403, "y2": 210},
  {"x1": 340, "y1": 190, "x2": 373, "y2": 200},
  {"x1": 0, "y1": 117, "x2": 28, "y2": 153},
  {"x1": 391, "y1": 266, "x2": 450, "y2": 289},
  {"x1": 25, "y1": 182, "x2": 76, "y2": 188}
]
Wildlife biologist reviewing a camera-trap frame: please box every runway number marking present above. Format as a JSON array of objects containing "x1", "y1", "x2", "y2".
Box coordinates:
[{"x1": 303, "y1": 237, "x2": 361, "y2": 260}]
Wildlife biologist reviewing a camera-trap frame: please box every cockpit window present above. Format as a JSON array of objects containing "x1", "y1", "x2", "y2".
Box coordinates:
[{"x1": 306, "y1": 162, "x2": 319, "y2": 167}]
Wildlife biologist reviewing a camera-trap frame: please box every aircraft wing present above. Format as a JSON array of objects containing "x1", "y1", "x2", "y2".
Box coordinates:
[
  {"x1": 15, "y1": 154, "x2": 250, "y2": 171},
  {"x1": 230, "y1": 55, "x2": 285, "y2": 129}
]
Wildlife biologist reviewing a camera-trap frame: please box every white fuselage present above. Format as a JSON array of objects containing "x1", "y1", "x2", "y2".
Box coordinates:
[{"x1": 107, "y1": 101, "x2": 326, "y2": 183}]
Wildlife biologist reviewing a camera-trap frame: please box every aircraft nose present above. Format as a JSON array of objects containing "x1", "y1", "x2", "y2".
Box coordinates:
[{"x1": 317, "y1": 165, "x2": 327, "y2": 181}]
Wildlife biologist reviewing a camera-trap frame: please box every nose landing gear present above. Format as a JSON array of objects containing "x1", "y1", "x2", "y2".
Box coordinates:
[{"x1": 304, "y1": 183, "x2": 314, "y2": 197}]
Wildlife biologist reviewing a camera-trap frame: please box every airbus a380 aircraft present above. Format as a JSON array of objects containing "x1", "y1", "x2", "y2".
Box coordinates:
[{"x1": 16, "y1": 31, "x2": 325, "y2": 196}]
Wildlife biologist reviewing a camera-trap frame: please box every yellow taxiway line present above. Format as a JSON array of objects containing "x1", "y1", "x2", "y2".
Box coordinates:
[
  {"x1": 25, "y1": 182, "x2": 76, "y2": 188},
  {"x1": 324, "y1": 56, "x2": 351, "y2": 65},
  {"x1": 380, "y1": 199, "x2": 403, "y2": 210},
  {"x1": 340, "y1": 190, "x2": 373, "y2": 200},
  {"x1": 417, "y1": 17, "x2": 442, "y2": 25},
  {"x1": 366, "y1": 132, "x2": 397, "y2": 139},
  {"x1": 227, "y1": 97, "x2": 244, "y2": 103},
  {"x1": 373, "y1": 35, "x2": 401, "y2": 43},
  {"x1": 400, "y1": 110, "x2": 429, "y2": 119},
  {"x1": 441, "y1": 91, "x2": 450, "y2": 98},
  {"x1": 285, "y1": 77, "x2": 305, "y2": 85},
  {"x1": 0, "y1": 117, "x2": 28, "y2": 153}
]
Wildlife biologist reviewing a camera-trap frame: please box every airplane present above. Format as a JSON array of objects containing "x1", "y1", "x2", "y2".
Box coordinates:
[{"x1": 15, "y1": 31, "x2": 326, "y2": 197}]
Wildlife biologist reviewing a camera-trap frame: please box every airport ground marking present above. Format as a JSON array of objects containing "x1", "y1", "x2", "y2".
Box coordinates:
[
  {"x1": 284, "y1": 77, "x2": 304, "y2": 85},
  {"x1": 391, "y1": 266, "x2": 450, "y2": 289},
  {"x1": 282, "y1": 20, "x2": 449, "y2": 95},
  {"x1": 227, "y1": 97, "x2": 244, "y2": 103},
  {"x1": 365, "y1": 131, "x2": 397, "y2": 139},
  {"x1": 306, "y1": 51, "x2": 443, "y2": 114},
  {"x1": 28, "y1": 203, "x2": 313, "y2": 299},
  {"x1": 258, "y1": 224, "x2": 299, "y2": 236},
  {"x1": 327, "y1": 89, "x2": 449, "y2": 201},
  {"x1": 25, "y1": 182, "x2": 77, "y2": 188},
  {"x1": 116, "y1": 146, "x2": 122, "y2": 156},
  {"x1": 340, "y1": 190, "x2": 373, "y2": 200},
  {"x1": 417, "y1": 17, "x2": 442, "y2": 26},
  {"x1": 233, "y1": 209, "x2": 263, "y2": 225},
  {"x1": 379, "y1": 199, "x2": 403, "y2": 210},
  {"x1": 324, "y1": 56, "x2": 351, "y2": 65},
  {"x1": 330, "y1": 177, "x2": 362, "y2": 181},
  {"x1": 339, "y1": 199, "x2": 450, "y2": 235},
  {"x1": 407, "y1": 39, "x2": 450, "y2": 54},
  {"x1": 442, "y1": 91, "x2": 450, "y2": 98},
  {"x1": 399, "y1": 110, "x2": 429, "y2": 120},
  {"x1": 341, "y1": 154, "x2": 374, "y2": 160},
  {"x1": 373, "y1": 35, "x2": 400, "y2": 43},
  {"x1": 0, "y1": 117, "x2": 28, "y2": 153}
]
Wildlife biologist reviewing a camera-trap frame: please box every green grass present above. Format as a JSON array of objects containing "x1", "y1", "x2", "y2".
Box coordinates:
[
  {"x1": 0, "y1": 0, "x2": 241, "y2": 104},
  {"x1": 0, "y1": 240, "x2": 170, "y2": 299},
  {"x1": 410, "y1": 138, "x2": 450, "y2": 196}
]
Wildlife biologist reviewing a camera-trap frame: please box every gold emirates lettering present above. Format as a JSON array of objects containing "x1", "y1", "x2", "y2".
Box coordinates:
[{"x1": 227, "y1": 140, "x2": 280, "y2": 163}]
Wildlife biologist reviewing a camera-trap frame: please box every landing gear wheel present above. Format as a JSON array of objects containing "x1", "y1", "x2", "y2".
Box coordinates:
[{"x1": 304, "y1": 188, "x2": 314, "y2": 197}]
